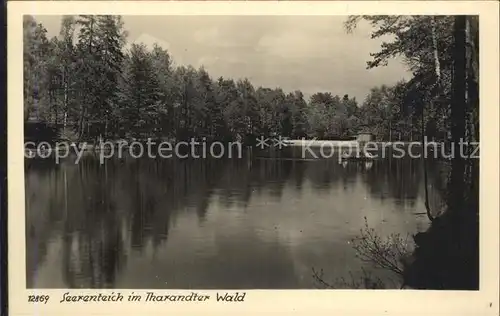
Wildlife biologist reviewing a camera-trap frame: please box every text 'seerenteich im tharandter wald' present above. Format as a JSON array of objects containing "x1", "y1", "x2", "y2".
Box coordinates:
[{"x1": 24, "y1": 15, "x2": 479, "y2": 290}]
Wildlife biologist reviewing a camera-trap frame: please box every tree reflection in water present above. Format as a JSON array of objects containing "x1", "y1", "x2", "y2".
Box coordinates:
[{"x1": 25, "y1": 151, "x2": 444, "y2": 288}]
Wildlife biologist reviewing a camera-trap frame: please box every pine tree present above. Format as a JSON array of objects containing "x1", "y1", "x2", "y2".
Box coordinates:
[
  {"x1": 121, "y1": 43, "x2": 161, "y2": 138},
  {"x1": 150, "y1": 44, "x2": 174, "y2": 139},
  {"x1": 95, "y1": 15, "x2": 126, "y2": 139},
  {"x1": 75, "y1": 15, "x2": 100, "y2": 139},
  {"x1": 23, "y1": 16, "x2": 51, "y2": 122}
]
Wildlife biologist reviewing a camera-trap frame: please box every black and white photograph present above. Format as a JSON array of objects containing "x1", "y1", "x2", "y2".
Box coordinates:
[{"x1": 22, "y1": 12, "x2": 482, "y2": 292}]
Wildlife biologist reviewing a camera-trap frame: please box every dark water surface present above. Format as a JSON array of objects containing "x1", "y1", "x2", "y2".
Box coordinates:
[{"x1": 25, "y1": 151, "x2": 447, "y2": 289}]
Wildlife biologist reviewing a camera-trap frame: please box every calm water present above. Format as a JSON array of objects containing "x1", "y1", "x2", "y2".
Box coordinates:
[{"x1": 25, "y1": 150, "x2": 447, "y2": 289}]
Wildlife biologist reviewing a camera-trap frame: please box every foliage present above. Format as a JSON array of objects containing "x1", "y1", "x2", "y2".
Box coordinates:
[
  {"x1": 312, "y1": 267, "x2": 387, "y2": 289},
  {"x1": 23, "y1": 14, "x2": 449, "y2": 143},
  {"x1": 351, "y1": 217, "x2": 413, "y2": 276},
  {"x1": 23, "y1": 14, "x2": 480, "y2": 290},
  {"x1": 312, "y1": 217, "x2": 414, "y2": 289},
  {"x1": 344, "y1": 15, "x2": 478, "y2": 143},
  {"x1": 58, "y1": 127, "x2": 80, "y2": 143},
  {"x1": 342, "y1": 15, "x2": 480, "y2": 290}
]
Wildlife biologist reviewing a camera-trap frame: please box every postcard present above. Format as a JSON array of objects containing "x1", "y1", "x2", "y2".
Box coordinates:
[{"x1": 6, "y1": 1, "x2": 500, "y2": 315}]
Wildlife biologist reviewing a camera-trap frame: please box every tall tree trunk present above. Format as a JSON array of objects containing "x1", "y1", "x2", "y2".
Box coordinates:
[
  {"x1": 54, "y1": 87, "x2": 59, "y2": 126},
  {"x1": 449, "y1": 16, "x2": 467, "y2": 217},
  {"x1": 63, "y1": 68, "x2": 69, "y2": 130},
  {"x1": 465, "y1": 16, "x2": 480, "y2": 222},
  {"x1": 421, "y1": 105, "x2": 434, "y2": 222},
  {"x1": 431, "y1": 17, "x2": 442, "y2": 84},
  {"x1": 466, "y1": 16, "x2": 479, "y2": 144},
  {"x1": 419, "y1": 16, "x2": 445, "y2": 222},
  {"x1": 428, "y1": 16, "x2": 442, "y2": 142},
  {"x1": 78, "y1": 16, "x2": 95, "y2": 141}
]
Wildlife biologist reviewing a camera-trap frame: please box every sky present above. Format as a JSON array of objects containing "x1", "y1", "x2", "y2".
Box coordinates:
[{"x1": 33, "y1": 15, "x2": 411, "y2": 102}]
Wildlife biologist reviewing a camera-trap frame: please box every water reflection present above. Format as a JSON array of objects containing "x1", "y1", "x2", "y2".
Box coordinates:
[{"x1": 25, "y1": 153, "x2": 445, "y2": 288}]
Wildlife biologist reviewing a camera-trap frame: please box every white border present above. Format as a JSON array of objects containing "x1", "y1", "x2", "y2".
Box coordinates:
[{"x1": 8, "y1": 2, "x2": 500, "y2": 315}]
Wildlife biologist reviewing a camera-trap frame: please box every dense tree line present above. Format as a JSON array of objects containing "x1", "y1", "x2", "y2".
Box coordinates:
[
  {"x1": 23, "y1": 15, "x2": 475, "y2": 144},
  {"x1": 345, "y1": 16, "x2": 478, "y2": 144},
  {"x1": 23, "y1": 14, "x2": 480, "y2": 289}
]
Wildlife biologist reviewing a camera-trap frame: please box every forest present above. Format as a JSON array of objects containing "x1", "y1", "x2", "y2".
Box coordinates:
[
  {"x1": 23, "y1": 14, "x2": 481, "y2": 290},
  {"x1": 23, "y1": 15, "x2": 476, "y2": 145}
]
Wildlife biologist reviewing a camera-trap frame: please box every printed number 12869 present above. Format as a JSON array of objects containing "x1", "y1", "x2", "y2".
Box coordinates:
[{"x1": 28, "y1": 295, "x2": 50, "y2": 304}]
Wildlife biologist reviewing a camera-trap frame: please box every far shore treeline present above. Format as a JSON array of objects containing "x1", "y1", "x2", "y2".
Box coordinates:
[
  {"x1": 23, "y1": 15, "x2": 481, "y2": 290},
  {"x1": 24, "y1": 15, "x2": 476, "y2": 145}
]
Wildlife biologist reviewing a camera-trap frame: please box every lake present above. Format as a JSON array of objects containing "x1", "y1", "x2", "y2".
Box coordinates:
[{"x1": 25, "y1": 149, "x2": 447, "y2": 289}]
